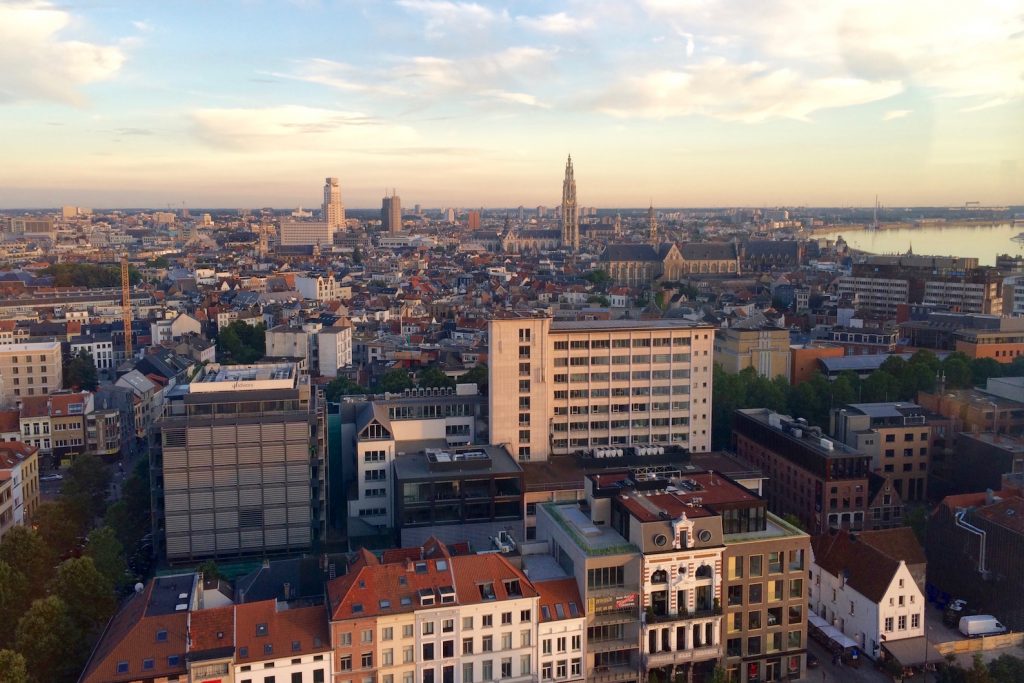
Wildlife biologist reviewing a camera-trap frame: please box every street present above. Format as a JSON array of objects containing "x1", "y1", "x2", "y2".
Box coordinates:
[{"x1": 802, "y1": 639, "x2": 898, "y2": 683}]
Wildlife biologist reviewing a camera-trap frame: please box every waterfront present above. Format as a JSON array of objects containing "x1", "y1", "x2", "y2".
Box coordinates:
[{"x1": 815, "y1": 222, "x2": 1019, "y2": 266}]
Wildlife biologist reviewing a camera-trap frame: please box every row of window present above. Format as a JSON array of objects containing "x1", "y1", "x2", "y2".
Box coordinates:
[
  {"x1": 554, "y1": 353, "x2": 691, "y2": 366},
  {"x1": 553, "y1": 337, "x2": 691, "y2": 350},
  {"x1": 553, "y1": 369, "x2": 690, "y2": 383},
  {"x1": 725, "y1": 631, "x2": 801, "y2": 657},
  {"x1": 553, "y1": 417, "x2": 689, "y2": 432},
  {"x1": 727, "y1": 578, "x2": 804, "y2": 607},
  {"x1": 552, "y1": 385, "x2": 695, "y2": 400},
  {"x1": 727, "y1": 553, "x2": 803, "y2": 580},
  {"x1": 726, "y1": 605, "x2": 804, "y2": 631}
]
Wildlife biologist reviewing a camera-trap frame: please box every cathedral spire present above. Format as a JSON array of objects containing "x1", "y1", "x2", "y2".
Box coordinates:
[
  {"x1": 561, "y1": 154, "x2": 579, "y2": 252},
  {"x1": 648, "y1": 202, "x2": 658, "y2": 245}
]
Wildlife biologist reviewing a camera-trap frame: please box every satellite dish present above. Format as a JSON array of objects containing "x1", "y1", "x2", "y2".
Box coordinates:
[{"x1": 135, "y1": 582, "x2": 144, "y2": 593}]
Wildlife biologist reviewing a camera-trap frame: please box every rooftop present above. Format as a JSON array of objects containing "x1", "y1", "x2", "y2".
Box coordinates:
[
  {"x1": 393, "y1": 444, "x2": 521, "y2": 481},
  {"x1": 737, "y1": 408, "x2": 865, "y2": 458},
  {"x1": 550, "y1": 319, "x2": 712, "y2": 332},
  {"x1": 543, "y1": 503, "x2": 637, "y2": 556},
  {"x1": 191, "y1": 363, "x2": 297, "y2": 393}
]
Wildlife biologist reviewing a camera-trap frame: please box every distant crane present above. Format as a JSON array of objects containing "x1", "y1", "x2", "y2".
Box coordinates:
[{"x1": 121, "y1": 255, "x2": 132, "y2": 360}]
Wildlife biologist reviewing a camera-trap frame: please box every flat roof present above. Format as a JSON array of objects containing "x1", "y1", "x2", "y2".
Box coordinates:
[
  {"x1": 843, "y1": 402, "x2": 924, "y2": 419},
  {"x1": 0, "y1": 340, "x2": 61, "y2": 352},
  {"x1": 191, "y1": 363, "x2": 297, "y2": 393},
  {"x1": 146, "y1": 574, "x2": 195, "y2": 617},
  {"x1": 550, "y1": 319, "x2": 712, "y2": 332},
  {"x1": 393, "y1": 444, "x2": 521, "y2": 481},
  {"x1": 545, "y1": 503, "x2": 636, "y2": 555}
]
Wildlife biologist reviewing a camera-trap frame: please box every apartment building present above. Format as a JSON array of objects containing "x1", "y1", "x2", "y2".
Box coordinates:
[
  {"x1": 327, "y1": 537, "x2": 540, "y2": 683},
  {"x1": 924, "y1": 278, "x2": 1002, "y2": 315},
  {"x1": 0, "y1": 341, "x2": 62, "y2": 406},
  {"x1": 489, "y1": 315, "x2": 714, "y2": 462},
  {"x1": 733, "y1": 409, "x2": 872, "y2": 533},
  {"x1": 0, "y1": 442, "x2": 39, "y2": 541},
  {"x1": 296, "y1": 274, "x2": 348, "y2": 302},
  {"x1": 266, "y1": 321, "x2": 353, "y2": 377},
  {"x1": 280, "y1": 219, "x2": 332, "y2": 247},
  {"x1": 714, "y1": 320, "x2": 791, "y2": 381},
  {"x1": 831, "y1": 403, "x2": 931, "y2": 502},
  {"x1": 532, "y1": 468, "x2": 810, "y2": 683},
  {"x1": 155, "y1": 362, "x2": 327, "y2": 562},
  {"x1": 955, "y1": 325, "x2": 1024, "y2": 362},
  {"x1": 535, "y1": 578, "x2": 587, "y2": 683},
  {"x1": 341, "y1": 389, "x2": 485, "y2": 538},
  {"x1": 837, "y1": 277, "x2": 909, "y2": 317},
  {"x1": 810, "y1": 529, "x2": 925, "y2": 662}
]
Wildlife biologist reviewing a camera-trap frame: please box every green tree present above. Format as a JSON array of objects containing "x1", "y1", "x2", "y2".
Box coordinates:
[
  {"x1": 216, "y1": 320, "x2": 266, "y2": 364},
  {"x1": 970, "y1": 357, "x2": 1004, "y2": 386},
  {"x1": 352, "y1": 246, "x2": 363, "y2": 264},
  {"x1": 63, "y1": 350, "x2": 99, "y2": 391},
  {"x1": 33, "y1": 500, "x2": 86, "y2": 557},
  {"x1": 588, "y1": 294, "x2": 611, "y2": 307},
  {"x1": 85, "y1": 526, "x2": 127, "y2": 589},
  {"x1": 15, "y1": 596, "x2": 83, "y2": 683},
  {"x1": 105, "y1": 458, "x2": 151, "y2": 551},
  {"x1": 0, "y1": 649, "x2": 28, "y2": 683},
  {"x1": 831, "y1": 373, "x2": 859, "y2": 407},
  {"x1": 709, "y1": 665, "x2": 730, "y2": 683},
  {"x1": 62, "y1": 453, "x2": 112, "y2": 522},
  {"x1": 966, "y1": 653, "x2": 993, "y2": 683},
  {"x1": 374, "y1": 368, "x2": 414, "y2": 393},
  {"x1": 197, "y1": 559, "x2": 222, "y2": 581},
  {"x1": 583, "y1": 269, "x2": 612, "y2": 287},
  {"x1": 781, "y1": 513, "x2": 806, "y2": 532},
  {"x1": 942, "y1": 357, "x2": 973, "y2": 389},
  {"x1": 417, "y1": 366, "x2": 455, "y2": 389},
  {"x1": 0, "y1": 562, "x2": 29, "y2": 648},
  {"x1": 324, "y1": 376, "x2": 367, "y2": 401},
  {"x1": 988, "y1": 653, "x2": 1024, "y2": 683},
  {"x1": 861, "y1": 370, "x2": 901, "y2": 402},
  {"x1": 0, "y1": 527, "x2": 53, "y2": 600},
  {"x1": 458, "y1": 364, "x2": 488, "y2": 392},
  {"x1": 905, "y1": 505, "x2": 929, "y2": 544},
  {"x1": 49, "y1": 557, "x2": 117, "y2": 633},
  {"x1": 41, "y1": 263, "x2": 140, "y2": 288},
  {"x1": 909, "y1": 349, "x2": 941, "y2": 372}
]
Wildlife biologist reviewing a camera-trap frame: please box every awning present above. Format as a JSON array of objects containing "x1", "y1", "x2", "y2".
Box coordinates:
[{"x1": 882, "y1": 637, "x2": 942, "y2": 666}]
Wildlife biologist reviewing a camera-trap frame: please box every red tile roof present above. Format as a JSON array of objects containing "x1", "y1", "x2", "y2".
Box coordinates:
[
  {"x1": 188, "y1": 605, "x2": 234, "y2": 653},
  {"x1": 854, "y1": 527, "x2": 926, "y2": 566},
  {"x1": 19, "y1": 395, "x2": 49, "y2": 419},
  {"x1": 811, "y1": 530, "x2": 902, "y2": 603},
  {"x1": 535, "y1": 578, "x2": 585, "y2": 622},
  {"x1": 233, "y1": 600, "x2": 330, "y2": 662}
]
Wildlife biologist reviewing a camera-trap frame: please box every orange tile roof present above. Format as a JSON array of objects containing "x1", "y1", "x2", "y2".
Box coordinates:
[
  {"x1": 49, "y1": 392, "x2": 88, "y2": 417},
  {"x1": 534, "y1": 578, "x2": 585, "y2": 622},
  {"x1": 450, "y1": 552, "x2": 538, "y2": 606},
  {"x1": 19, "y1": 395, "x2": 49, "y2": 419},
  {"x1": 0, "y1": 442, "x2": 37, "y2": 469},
  {"x1": 188, "y1": 605, "x2": 234, "y2": 653},
  {"x1": 233, "y1": 600, "x2": 330, "y2": 663},
  {"x1": 0, "y1": 409, "x2": 20, "y2": 433}
]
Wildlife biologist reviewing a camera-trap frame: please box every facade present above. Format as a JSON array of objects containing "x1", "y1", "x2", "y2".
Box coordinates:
[
  {"x1": 837, "y1": 277, "x2": 909, "y2": 317},
  {"x1": 831, "y1": 403, "x2": 931, "y2": 502},
  {"x1": 296, "y1": 274, "x2": 345, "y2": 302},
  {"x1": 810, "y1": 529, "x2": 925, "y2": 661},
  {"x1": 789, "y1": 344, "x2": 844, "y2": 386},
  {"x1": 733, "y1": 409, "x2": 871, "y2": 534},
  {"x1": 714, "y1": 322, "x2": 791, "y2": 381},
  {"x1": 155, "y1": 363, "x2": 327, "y2": 562},
  {"x1": 488, "y1": 315, "x2": 714, "y2": 462},
  {"x1": 954, "y1": 327, "x2": 1024, "y2": 362},
  {"x1": 318, "y1": 323, "x2": 353, "y2": 377},
  {"x1": 827, "y1": 326, "x2": 900, "y2": 356},
  {"x1": 70, "y1": 333, "x2": 115, "y2": 371},
  {"x1": 560, "y1": 156, "x2": 579, "y2": 252},
  {"x1": 382, "y1": 193, "x2": 402, "y2": 233},
  {"x1": 0, "y1": 441, "x2": 39, "y2": 540},
  {"x1": 150, "y1": 313, "x2": 202, "y2": 345},
  {"x1": 280, "y1": 219, "x2": 332, "y2": 247},
  {"x1": 324, "y1": 177, "x2": 346, "y2": 231},
  {"x1": 0, "y1": 341, "x2": 63, "y2": 406},
  {"x1": 532, "y1": 468, "x2": 810, "y2": 683},
  {"x1": 923, "y1": 278, "x2": 1002, "y2": 315}
]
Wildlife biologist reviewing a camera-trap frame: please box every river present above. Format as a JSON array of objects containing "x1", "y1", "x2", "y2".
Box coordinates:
[{"x1": 814, "y1": 222, "x2": 1020, "y2": 266}]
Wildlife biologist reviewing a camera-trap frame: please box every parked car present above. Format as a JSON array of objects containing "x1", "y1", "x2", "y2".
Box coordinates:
[
  {"x1": 944, "y1": 599, "x2": 968, "y2": 627},
  {"x1": 40, "y1": 473, "x2": 63, "y2": 482},
  {"x1": 806, "y1": 653, "x2": 819, "y2": 669},
  {"x1": 959, "y1": 615, "x2": 1008, "y2": 638}
]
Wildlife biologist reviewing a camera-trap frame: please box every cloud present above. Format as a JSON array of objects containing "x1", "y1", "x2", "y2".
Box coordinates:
[
  {"x1": 190, "y1": 105, "x2": 419, "y2": 152},
  {"x1": 478, "y1": 89, "x2": 549, "y2": 108},
  {"x1": 597, "y1": 59, "x2": 902, "y2": 122},
  {"x1": 131, "y1": 20, "x2": 152, "y2": 32},
  {"x1": 516, "y1": 12, "x2": 592, "y2": 34},
  {"x1": 396, "y1": 0, "x2": 500, "y2": 37},
  {"x1": 883, "y1": 109, "x2": 912, "y2": 121},
  {"x1": 0, "y1": 1, "x2": 125, "y2": 105},
  {"x1": 268, "y1": 59, "x2": 402, "y2": 96}
]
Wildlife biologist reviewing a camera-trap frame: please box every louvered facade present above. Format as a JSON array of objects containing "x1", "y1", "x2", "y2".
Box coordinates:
[{"x1": 154, "y1": 363, "x2": 327, "y2": 562}]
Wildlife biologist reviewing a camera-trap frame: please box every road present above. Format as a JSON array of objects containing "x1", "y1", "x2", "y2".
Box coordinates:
[{"x1": 802, "y1": 639, "x2": 898, "y2": 683}]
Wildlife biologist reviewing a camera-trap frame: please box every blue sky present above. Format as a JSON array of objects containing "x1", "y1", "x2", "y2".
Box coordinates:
[{"x1": 0, "y1": 0, "x2": 1021, "y2": 208}]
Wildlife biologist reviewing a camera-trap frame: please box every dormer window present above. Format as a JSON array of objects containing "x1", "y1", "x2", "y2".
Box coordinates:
[
  {"x1": 436, "y1": 559, "x2": 448, "y2": 571},
  {"x1": 504, "y1": 579, "x2": 522, "y2": 597},
  {"x1": 142, "y1": 659, "x2": 154, "y2": 671},
  {"x1": 380, "y1": 599, "x2": 391, "y2": 609},
  {"x1": 439, "y1": 586, "x2": 456, "y2": 604},
  {"x1": 292, "y1": 640, "x2": 301, "y2": 652},
  {"x1": 352, "y1": 603, "x2": 364, "y2": 613},
  {"x1": 419, "y1": 588, "x2": 436, "y2": 606},
  {"x1": 479, "y1": 582, "x2": 496, "y2": 600},
  {"x1": 264, "y1": 644, "x2": 273, "y2": 655}
]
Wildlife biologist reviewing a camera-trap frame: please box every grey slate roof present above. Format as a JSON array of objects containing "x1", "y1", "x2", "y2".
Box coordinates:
[
  {"x1": 679, "y1": 242, "x2": 738, "y2": 260},
  {"x1": 600, "y1": 244, "x2": 661, "y2": 262}
]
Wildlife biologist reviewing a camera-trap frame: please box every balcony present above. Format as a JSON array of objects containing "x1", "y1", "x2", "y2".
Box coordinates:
[
  {"x1": 588, "y1": 663, "x2": 637, "y2": 683},
  {"x1": 643, "y1": 644, "x2": 722, "y2": 669},
  {"x1": 589, "y1": 638, "x2": 637, "y2": 654},
  {"x1": 592, "y1": 607, "x2": 639, "y2": 626},
  {"x1": 645, "y1": 607, "x2": 722, "y2": 624}
]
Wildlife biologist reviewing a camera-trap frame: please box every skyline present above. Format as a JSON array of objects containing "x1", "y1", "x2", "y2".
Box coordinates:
[{"x1": 0, "y1": 1, "x2": 1022, "y2": 209}]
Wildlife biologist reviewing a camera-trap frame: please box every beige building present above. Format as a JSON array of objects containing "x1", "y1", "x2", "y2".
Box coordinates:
[
  {"x1": 488, "y1": 316, "x2": 714, "y2": 461},
  {"x1": 714, "y1": 319, "x2": 792, "y2": 381},
  {"x1": 0, "y1": 341, "x2": 63, "y2": 406},
  {"x1": 280, "y1": 219, "x2": 332, "y2": 247},
  {"x1": 0, "y1": 442, "x2": 40, "y2": 540}
]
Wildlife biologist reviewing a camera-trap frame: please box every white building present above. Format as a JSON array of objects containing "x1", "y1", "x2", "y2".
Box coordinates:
[
  {"x1": 837, "y1": 277, "x2": 910, "y2": 317},
  {"x1": 319, "y1": 323, "x2": 353, "y2": 377},
  {"x1": 810, "y1": 529, "x2": 924, "y2": 660},
  {"x1": 535, "y1": 578, "x2": 586, "y2": 683},
  {"x1": 150, "y1": 313, "x2": 202, "y2": 345},
  {"x1": 70, "y1": 334, "x2": 115, "y2": 371},
  {"x1": 296, "y1": 274, "x2": 345, "y2": 302}
]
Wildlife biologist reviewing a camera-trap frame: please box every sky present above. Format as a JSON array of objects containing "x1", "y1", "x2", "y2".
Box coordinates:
[{"x1": 0, "y1": 0, "x2": 1022, "y2": 209}]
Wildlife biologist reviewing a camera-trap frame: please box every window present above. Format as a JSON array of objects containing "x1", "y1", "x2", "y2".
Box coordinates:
[
  {"x1": 463, "y1": 662, "x2": 474, "y2": 683},
  {"x1": 383, "y1": 649, "x2": 394, "y2": 665},
  {"x1": 501, "y1": 633, "x2": 512, "y2": 650},
  {"x1": 748, "y1": 610, "x2": 762, "y2": 629},
  {"x1": 898, "y1": 615, "x2": 907, "y2": 630},
  {"x1": 443, "y1": 619, "x2": 454, "y2": 633},
  {"x1": 501, "y1": 658, "x2": 512, "y2": 677},
  {"x1": 463, "y1": 638, "x2": 474, "y2": 655},
  {"x1": 423, "y1": 643, "x2": 435, "y2": 661},
  {"x1": 482, "y1": 661, "x2": 493, "y2": 680},
  {"x1": 463, "y1": 616, "x2": 473, "y2": 630},
  {"x1": 362, "y1": 629, "x2": 373, "y2": 643},
  {"x1": 556, "y1": 661, "x2": 567, "y2": 678},
  {"x1": 521, "y1": 654, "x2": 531, "y2": 675},
  {"x1": 572, "y1": 635, "x2": 581, "y2": 650},
  {"x1": 749, "y1": 555, "x2": 763, "y2": 577},
  {"x1": 443, "y1": 641, "x2": 454, "y2": 658},
  {"x1": 728, "y1": 585, "x2": 744, "y2": 606},
  {"x1": 521, "y1": 609, "x2": 531, "y2": 622},
  {"x1": 339, "y1": 656, "x2": 352, "y2": 671},
  {"x1": 116, "y1": 662, "x2": 128, "y2": 674},
  {"x1": 403, "y1": 646, "x2": 413, "y2": 663},
  {"x1": 747, "y1": 636, "x2": 762, "y2": 656},
  {"x1": 542, "y1": 663, "x2": 553, "y2": 680},
  {"x1": 912, "y1": 613, "x2": 921, "y2": 629},
  {"x1": 587, "y1": 565, "x2": 625, "y2": 589},
  {"x1": 483, "y1": 614, "x2": 493, "y2": 627},
  {"x1": 403, "y1": 624, "x2": 414, "y2": 638},
  {"x1": 885, "y1": 617, "x2": 894, "y2": 632},
  {"x1": 521, "y1": 630, "x2": 531, "y2": 647},
  {"x1": 543, "y1": 639, "x2": 552, "y2": 655},
  {"x1": 383, "y1": 627, "x2": 393, "y2": 641},
  {"x1": 571, "y1": 659, "x2": 582, "y2": 676},
  {"x1": 482, "y1": 636, "x2": 493, "y2": 652},
  {"x1": 340, "y1": 633, "x2": 352, "y2": 646},
  {"x1": 749, "y1": 583, "x2": 763, "y2": 604}
]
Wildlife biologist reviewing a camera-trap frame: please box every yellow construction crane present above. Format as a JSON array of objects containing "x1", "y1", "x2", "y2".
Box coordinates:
[{"x1": 121, "y1": 255, "x2": 132, "y2": 360}]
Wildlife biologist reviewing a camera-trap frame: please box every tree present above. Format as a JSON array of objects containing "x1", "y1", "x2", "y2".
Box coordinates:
[
  {"x1": 588, "y1": 294, "x2": 611, "y2": 307},
  {"x1": 988, "y1": 654, "x2": 1024, "y2": 683},
  {"x1": 583, "y1": 269, "x2": 612, "y2": 287},
  {"x1": 971, "y1": 357, "x2": 1004, "y2": 386},
  {"x1": 942, "y1": 355, "x2": 973, "y2": 389},
  {"x1": 63, "y1": 350, "x2": 98, "y2": 391},
  {"x1": 85, "y1": 526, "x2": 127, "y2": 590},
  {"x1": 32, "y1": 500, "x2": 86, "y2": 558},
  {"x1": 324, "y1": 376, "x2": 367, "y2": 401},
  {"x1": 905, "y1": 505, "x2": 929, "y2": 544},
  {"x1": 417, "y1": 366, "x2": 455, "y2": 389},
  {"x1": 709, "y1": 665, "x2": 730, "y2": 683},
  {"x1": 105, "y1": 458, "x2": 151, "y2": 551},
  {"x1": 41, "y1": 263, "x2": 140, "y2": 288},
  {"x1": 15, "y1": 596, "x2": 83, "y2": 683},
  {"x1": 781, "y1": 513, "x2": 806, "y2": 531},
  {"x1": 374, "y1": 368, "x2": 413, "y2": 393},
  {"x1": 197, "y1": 559, "x2": 222, "y2": 581},
  {"x1": 0, "y1": 562, "x2": 29, "y2": 648},
  {"x1": 0, "y1": 527, "x2": 52, "y2": 600},
  {"x1": 458, "y1": 364, "x2": 488, "y2": 392},
  {"x1": 49, "y1": 557, "x2": 117, "y2": 633},
  {"x1": 0, "y1": 650, "x2": 28, "y2": 683},
  {"x1": 352, "y1": 246, "x2": 363, "y2": 264},
  {"x1": 861, "y1": 370, "x2": 900, "y2": 402},
  {"x1": 965, "y1": 653, "x2": 993, "y2": 683},
  {"x1": 62, "y1": 453, "x2": 112, "y2": 522},
  {"x1": 216, "y1": 320, "x2": 266, "y2": 364}
]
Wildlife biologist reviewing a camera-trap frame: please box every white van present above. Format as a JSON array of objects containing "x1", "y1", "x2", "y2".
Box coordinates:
[{"x1": 959, "y1": 615, "x2": 1008, "y2": 637}]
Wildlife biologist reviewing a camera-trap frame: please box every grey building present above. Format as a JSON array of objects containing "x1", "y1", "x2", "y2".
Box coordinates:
[{"x1": 154, "y1": 363, "x2": 327, "y2": 563}]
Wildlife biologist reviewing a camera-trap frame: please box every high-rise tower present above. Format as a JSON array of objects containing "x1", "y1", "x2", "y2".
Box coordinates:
[
  {"x1": 322, "y1": 177, "x2": 345, "y2": 231},
  {"x1": 561, "y1": 155, "x2": 579, "y2": 252},
  {"x1": 381, "y1": 190, "x2": 402, "y2": 233}
]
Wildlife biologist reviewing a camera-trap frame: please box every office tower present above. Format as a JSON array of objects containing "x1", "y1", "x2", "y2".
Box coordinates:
[
  {"x1": 279, "y1": 219, "x2": 331, "y2": 247},
  {"x1": 488, "y1": 314, "x2": 714, "y2": 462},
  {"x1": 561, "y1": 155, "x2": 579, "y2": 251},
  {"x1": 467, "y1": 210, "x2": 481, "y2": 230},
  {"x1": 155, "y1": 363, "x2": 327, "y2": 562},
  {"x1": 0, "y1": 341, "x2": 63, "y2": 406},
  {"x1": 323, "y1": 177, "x2": 345, "y2": 231},
  {"x1": 381, "y1": 191, "x2": 402, "y2": 233}
]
